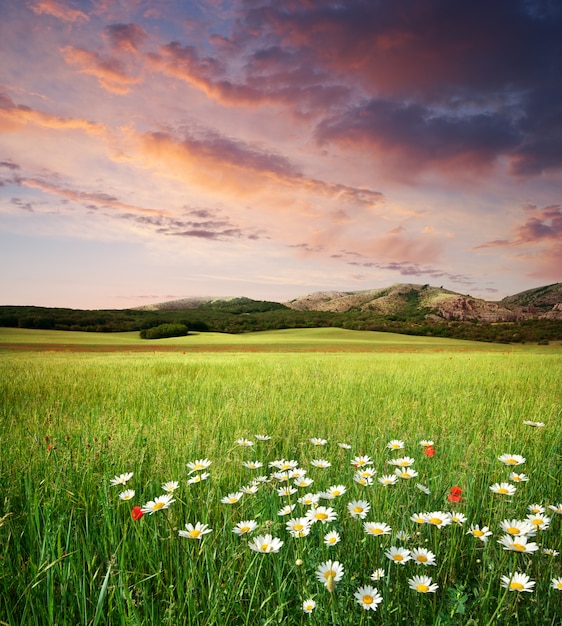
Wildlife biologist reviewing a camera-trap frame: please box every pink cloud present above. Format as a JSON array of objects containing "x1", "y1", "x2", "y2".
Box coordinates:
[
  {"x1": 61, "y1": 46, "x2": 142, "y2": 94},
  {"x1": 30, "y1": 0, "x2": 89, "y2": 24}
]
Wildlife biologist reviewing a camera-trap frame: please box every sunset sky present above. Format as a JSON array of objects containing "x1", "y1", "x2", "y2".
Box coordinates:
[{"x1": 1, "y1": 0, "x2": 561, "y2": 309}]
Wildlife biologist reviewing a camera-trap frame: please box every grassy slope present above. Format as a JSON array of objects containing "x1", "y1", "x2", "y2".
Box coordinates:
[{"x1": 0, "y1": 326, "x2": 556, "y2": 352}]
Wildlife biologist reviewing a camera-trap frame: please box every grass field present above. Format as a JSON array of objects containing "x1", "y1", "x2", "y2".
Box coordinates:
[{"x1": 0, "y1": 328, "x2": 560, "y2": 624}]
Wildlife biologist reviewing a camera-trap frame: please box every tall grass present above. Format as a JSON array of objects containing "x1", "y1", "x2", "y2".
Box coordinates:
[{"x1": 0, "y1": 346, "x2": 561, "y2": 624}]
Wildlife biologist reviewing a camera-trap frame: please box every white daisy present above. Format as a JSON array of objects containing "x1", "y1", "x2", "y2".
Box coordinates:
[
  {"x1": 500, "y1": 572, "x2": 535, "y2": 592},
  {"x1": 248, "y1": 534, "x2": 283, "y2": 553},
  {"x1": 178, "y1": 522, "x2": 212, "y2": 540},
  {"x1": 354, "y1": 585, "x2": 383, "y2": 611}
]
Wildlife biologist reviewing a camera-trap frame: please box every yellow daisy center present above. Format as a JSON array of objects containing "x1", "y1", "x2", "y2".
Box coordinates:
[
  {"x1": 153, "y1": 502, "x2": 165, "y2": 510},
  {"x1": 506, "y1": 459, "x2": 517, "y2": 465},
  {"x1": 556, "y1": 582, "x2": 562, "y2": 590},
  {"x1": 393, "y1": 554, "x2": 403, "y2": 561},
  {"x1": 473, "y1": 530, "x2": 484, "y2": 537},
  {"x1": 510, "y1": 582, "x2": 524, "y2": 591},
  {"x1": 417, "y1": 555, "x2": 428, "y2": 562},
  {"x1": 530, "y1": 518, "x2": 541, "y2": 525},
  {"x1": 294, "y1": 523, "x2": 304, "y2": 531},
  {"x1": 240, "y1": 526, "x2": 250, "y2": 533},
  {"x1": 497, "y1": 488, "x2": 509, "y2": 494},
  {"x1": 354, "y1": 507, "x2": 364, "y2": 513},
  {"x1": 324, "y1": 570, "x2": 335, "y2": 580},
  {"x1": 189, "y1": 529, "x2": 201, "y2": 538},
  {"x1": 507, "y1": 527, "x2": 520, "y2": 534},
  {"x1": 328, "y1": 537, "x2": 337, "y2": 544},
  {"x1": 316, "y1": 512, "x2": 328, "y2": 520},
  {"x1": 261, "y1": 544, "x2": 269, "y2": 552},
  {"x1": 363, "y1": 595, "x2": 373, "y2": 604},
  {"x1": 400, "y1": 460, "x2": 410, "y2": 466},
  {"x1": 429, "y1": 517, "x2": 442, "y2": 525},
  {"x1": 513, "y1": 543, "x2": 526, "y2": 551},
  {"x1": 417, "y1": 584, "x2": 429, "y2": 592}
]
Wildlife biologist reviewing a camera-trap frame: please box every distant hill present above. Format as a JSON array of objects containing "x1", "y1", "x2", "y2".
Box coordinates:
[
  {"x1": 1, "y1": 282, "x2": 561, "y2": 343},
  {"x1": 283, "y1": 282, "x2": 562, "y2": 323}
]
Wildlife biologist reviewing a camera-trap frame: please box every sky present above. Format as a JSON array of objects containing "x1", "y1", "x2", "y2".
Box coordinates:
[{"x1": 1, "y1": 0, "x2": 561, "y2": 310}]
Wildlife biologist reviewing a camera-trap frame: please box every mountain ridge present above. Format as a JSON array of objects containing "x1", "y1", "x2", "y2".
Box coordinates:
[{"x1": 138, "y1": 282, "x2": 562, "y2": 323}]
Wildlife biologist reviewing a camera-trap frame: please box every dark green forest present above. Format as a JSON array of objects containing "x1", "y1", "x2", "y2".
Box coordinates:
[{"x1": 1, "y1": 299, "x2": 561, "y2": 344}]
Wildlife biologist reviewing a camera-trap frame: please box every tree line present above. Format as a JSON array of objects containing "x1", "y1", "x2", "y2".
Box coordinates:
[{"x1": 0, "y1": 304, "x2": 561, "y2": 344}]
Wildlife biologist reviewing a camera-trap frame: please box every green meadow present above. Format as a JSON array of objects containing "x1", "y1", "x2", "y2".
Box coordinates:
[{"x1": 0, "y1": 328, "x2": 560, "y2": 624}]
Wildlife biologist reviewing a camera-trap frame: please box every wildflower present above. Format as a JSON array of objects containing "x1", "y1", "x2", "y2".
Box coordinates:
[
  {"x1": 523, "y1": 420, "x2": 545, "y2": 427},
  {"x1": 451, "y1": 512, "x2": 467, "y2": 525},
  {"x1": 498, "y1": 535, "x2": 539, "y2": 553},
  {"x1": 248, "y1": 534, "x2": 284, "y2": 554},
  {"x1": 419, "y1": 440, "x2": 434, "y2": 447},
  {"x1": 161, "y1": 481, "x2": 179, "y2": 493},
  {"x1": 378, "y1": 474, "x2": 398, "y2": 486},
  {"x1": 306, "y1": 506, "x2": 337, "y2": 524},
  {"x1": 489, "y1": 482, "x2": 516, "y2": 496},
  {"x1": 355, "y1": 475, "x2": 374, "y2": 486},
  {"x1": 272, "y1": 471, "x2": 290, "y2": 482},
  {"x1": 410, "y1": 512, "x2": 428, "y2": 524},
  {"x1": 298, "y1": 493, "x2": 320, "y2": 506},
  {"x1": 356, "y1": 467, "x2": 377, "y2": 479},
  {"x1": 371, "y1": 568, "x2": 385, "y2": 581},
  {"x1": 187, "y1": 472, "x2": 210, "y2": 484},
  {"x1": 424, "y1": 446, "x2": 436, "y2": 458},
  {"x1": 500, "y1": 572, "x2": 535, "y2": 592},
  {"x1": 509, "y1": 472, "x2": 529, "y2": 483},
  {"x1": 221, "y1": 492, "x2": 243, "y2": 504},
  {"x1": 499, "y1": 519, "x2": 535, "y2": 536},
  {"x1": 338, "y1": 442, "x2": 352, "y2": 449},
  {"x1": 236, "y1": 438, "x2": 254, "y2": 447},
  {"x1": 543, "y1": 548, "x2": 559, "y2": 556},
  {"x1": 528, "y1": 503, "x2": 545, "y2": 514},
  {"x1": 396, "y1": 530, "x2": 410, "y2": 541},
  {"x1": 232, "y1": 520, "x2": 258, "y2": 536},
  {"x1": 241, "y1": 484, "x2": 259, "y2": 495},
  {"x1": 110, "y1": 472, "x2": 133, "y2": 486},
  {"x1": 387, "y1": 439, "x2": 405, "y2": 450},
  {"x1": 186, "y1": 459, "x2": 212, "y2": 474},
  {"x1": 389, "y1": 456, "x2": 415, "y2": 467},
  {"x1": 467, "y1": 524, "x2": 492, "y2": 542},
  {"x1": 324, "y1": 530, "x2": 341, "y2": 546},
  {"x1": 285, "y1": 517, "x2": 310, "y2": 536},
  {"x1": 254, "y1": 434, "x2": 271, "y2": 440},
  {"x1": 131, "y1": 506, "x2": 144, "y2": 520},
  {"x1": 411, "y1": 547, "x2": 437, "y2": 566},
  {"x1": 394, "y1": 467, "x2": 418, "y2": 480},
  {"x1": 385, "y1": 546, "x2": 411, "y2": 564},
  {"x1": 242, "y1": 460, "x2": 263, "y2": 469},
  {"x1": 551, "y1": 578, "x2": 562, "y2": 591},
  {"x1": 277, "y1": 485, "x2": 297, "y2": 497},
  {"x1": 310, "y1": 437, "x2": 327, "y2": 446},
  {"x1": 498, "y1": 453, "x2": 525, "y2": 466},
  {"x1": 277, "y1": 504, "x2": 296, "y2": 516},
  {"x1": 526, "y1": 513, "x2": 550, "y2": 530},
  {"x1": 289, "y1": 467, "x2": 307, "y2": 479},
  {"x1": 364, "y1": 522, "x2": 392, "y2": 536},
  {"x1": 351, "y1": 455, "x2": 372, "y2": 467},
  {"x1": 408, "y1": 575, "x2": 439, "y2": 593},
  {"x1": 354, "y1": 585, "x2": 383, "y2": 611},
  {"x1": 141, "y1": 494, "x2": 175, "y2": 514},
  {"x1": 294, "y1": 477, "x2": 314, "y2": 488},
  {"x1": 327, "y1": 485, "x2": 346, "y2": 498},
  {"x1": 310, "y1": 459, "x2": 331, "y2": 468},
  {"x1": 417, "y1": 484, "x2": 431, "y2": 495},
  {"x1": 119, "y1": 489, "x2": 135, "y2": 501},
  {"x1": 426, "y1": 511, "x2": 452, "y2": 528},
  {"x1": 269, "y1": 459, "x2": 299, "y2": 470},
  {"x1": 316, "y1": 560, "x2": 344, "y2": 590},
  {"x1": 302, "y1": 599, "x2": 316, "y2": 613},
  {"x1": 447, "y1": 486, "x2": 463, "y2": 502},
  {"x1": 178, "y1": 522, "x2": 212, "y2": 540},
  {"x1": 347, "y1": 500, "x2": 371, "y2": 519}
]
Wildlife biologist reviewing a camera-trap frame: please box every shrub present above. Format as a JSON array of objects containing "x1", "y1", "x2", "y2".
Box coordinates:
[{"x1": 139, "y1": 323, "x2": 189, "y2": 339}]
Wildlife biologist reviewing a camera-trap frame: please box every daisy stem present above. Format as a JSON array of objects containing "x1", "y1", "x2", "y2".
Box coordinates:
[
  {"x1": 244, "y1": 554, "x2": 264, "y2": 626},
  {"x1": 484, "y1": 583, "x2": 510, "y2": 626}
]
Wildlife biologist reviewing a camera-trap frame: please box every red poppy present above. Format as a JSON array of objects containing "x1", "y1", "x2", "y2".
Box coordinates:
[
  {"x1": 424, "y1": 446, "x2": 435, "y2": 458},
  {"x1": 131, "y1": 506, "x2": 144, "y2": 521},
  {"x1": 447, "y1": 486, "x2": 463, "y2": 502}
]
